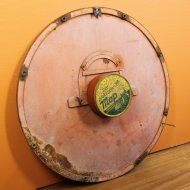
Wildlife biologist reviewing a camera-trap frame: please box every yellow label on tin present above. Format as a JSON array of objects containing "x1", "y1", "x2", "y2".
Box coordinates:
[{"x1": 95, "y1": 74, "x2": 132, "y2": 117}]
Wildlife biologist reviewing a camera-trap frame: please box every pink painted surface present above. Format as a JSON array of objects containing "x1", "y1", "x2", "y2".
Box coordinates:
[{"x1": 18, "y1": 11, "x2": 168, "y2": 181}]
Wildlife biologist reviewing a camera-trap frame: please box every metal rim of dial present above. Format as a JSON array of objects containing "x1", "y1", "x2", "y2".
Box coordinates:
[{"x1": 17, "y1": 7, "x2": 170, "y2": 182}]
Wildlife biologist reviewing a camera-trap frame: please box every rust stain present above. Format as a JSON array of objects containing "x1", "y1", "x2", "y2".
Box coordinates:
[
  {"x1": 22, "y1": 127, "x2": 101, "y2": 181},
  {"x1": 107, "y1": 131, "x2": 114, "y2": 136},
  {"x1": 92, "y1": 130, "x2": 97, "y2": 134},
  {"x1": 22, "y1": 127, "x2": 73, "y2": 171},
  {"x1": 116, "y1": 139, "x2": 121, "y2": 147},
  {"x1": 114, "y1": 54, "x2": 124, "y2": 67},
  {"x1": 44, "y1": 144, "x2": 72, "y2": 169},
  {"x1": 135, "y1": 151, "x2": 148, "y2": 165},
  {"x1": 106, "y1": 145, "x2": 110, "y2": 149},
  {"x1": 22, "y1": 127, "x2": 134, "y2": 182}
]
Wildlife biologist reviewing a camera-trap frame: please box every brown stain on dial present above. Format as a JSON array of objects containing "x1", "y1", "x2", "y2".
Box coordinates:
[
  {"x1": 45, "y1": 144, "x2": 72, "y2": 169},
  {"x1": 116, "y1": 139, "x2": 121, "y2": 147}
]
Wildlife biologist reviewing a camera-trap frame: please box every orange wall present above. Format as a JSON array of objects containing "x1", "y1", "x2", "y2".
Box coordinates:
[{"x1": 1, "y1": 1, "x2": 190, "y2": 189}]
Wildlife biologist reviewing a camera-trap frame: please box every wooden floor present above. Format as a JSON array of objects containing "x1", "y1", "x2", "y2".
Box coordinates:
[{"x1": 38, "y1": 143, "x2": 190, "y2": 190}]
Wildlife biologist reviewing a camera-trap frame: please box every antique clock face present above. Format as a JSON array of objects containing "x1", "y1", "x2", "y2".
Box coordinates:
[{"x1": 17, "y1": 7, "x2": 169, "y2": 182}]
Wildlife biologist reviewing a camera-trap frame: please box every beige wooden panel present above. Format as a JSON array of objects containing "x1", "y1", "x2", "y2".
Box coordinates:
[{"x1": 38, "y1": 143, "x2": 190, "y2": 190}]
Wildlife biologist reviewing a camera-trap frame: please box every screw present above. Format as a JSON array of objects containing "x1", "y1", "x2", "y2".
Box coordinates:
[
  {"x1": 20, "y1": 65, "x2": 28, "y2": 81},
  {"x1": 32, "y1": 143, "x2": 37, "y2": 149},
  {"x1": 163, "y1": 108, "x2": 168, "y2": 116},
  {"x1": 122, "y1": 14, "x2": 128, "y2": 20},
  {"x1": 61, "y1": 16, "x2": 66, "y2": 22},
  {"x1": 22, "y1": 70, "x2": 27, "y2": 77}
]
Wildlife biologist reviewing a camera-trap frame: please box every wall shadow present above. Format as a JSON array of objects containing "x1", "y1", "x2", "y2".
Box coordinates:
[
  {"x1": 37, "y1": 179, "x2": 96, "y2": 189},
  {"x1": 5, "y1": 51, "x2": 62, "y2": 188}
]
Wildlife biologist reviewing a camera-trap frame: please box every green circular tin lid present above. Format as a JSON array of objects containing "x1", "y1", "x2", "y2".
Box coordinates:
[{"x1": 94, "y1": 74, "x2": 132, "y2": 117}]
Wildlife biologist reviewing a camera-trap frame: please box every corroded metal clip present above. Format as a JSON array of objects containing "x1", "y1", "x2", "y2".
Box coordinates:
[
  {"x1": 121, "y1": 13, "x2": 129, "y2": 21},
  {"x1": 93, "y1": 7, "x2": 101, "y2": 18},
  {"x1": 135, "y1": 151, "x2": 148, "y2": 165},
  {"x1": 20, "y1": 65, "x2": 28, "y2": 81}
]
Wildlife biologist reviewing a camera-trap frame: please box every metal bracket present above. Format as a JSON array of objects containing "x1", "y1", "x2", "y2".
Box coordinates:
[
  {"x1": 20, "y1": 65, "x2": 28, "y2": 81},
  {"x1": 162, "y1": 122, "x2": 176, "y2": 127},
  {"x1": 163, "y1": 108, "x2": 169, "y2": 116},
  {"x1": 155, "y1": 46, "x2": 164, "y2": 61},
  {"x1": 59, "y1": 13, "x2": 71, "y2": 23},
  {"x1": 122, "y1": 13, "x2": 129, "y2": 21},
  {"x1": 135, "y1": 151, "x2": 148, "y2": 165},
  {"x1": 131, "y1": 86, "x2": 138, "y2": 96},
  {"x1": 67, "y1": 51, "x2": 124, "y2": 108},
  {"x1": 93, "y1": 7, "x2": 101, "y2": 18},
  {"x1": 67, "y1": 51, "x2": 138, "y2": 108}
]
